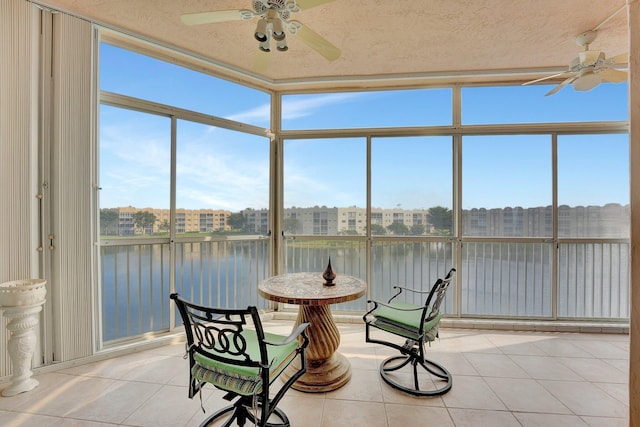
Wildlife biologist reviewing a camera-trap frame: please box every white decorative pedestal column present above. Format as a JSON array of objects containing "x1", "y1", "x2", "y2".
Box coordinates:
[{"x1": 0, "y1": 279, "x2": 47, "y2": 397}]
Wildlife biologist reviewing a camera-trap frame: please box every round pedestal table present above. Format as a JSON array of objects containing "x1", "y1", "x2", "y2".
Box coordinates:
[{"x1": 258, "y1": 272, "x2": 366, "y2": 392}]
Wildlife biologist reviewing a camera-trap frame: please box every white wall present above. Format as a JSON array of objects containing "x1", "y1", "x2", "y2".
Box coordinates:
[
  {"x1": 0, "y1": 0, "x2": 42, "y2": 377},
  {"x1": 0, "y1": 1, "x2": 95, "y2": 377}
]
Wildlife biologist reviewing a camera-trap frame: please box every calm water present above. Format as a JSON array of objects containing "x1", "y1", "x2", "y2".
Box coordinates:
[{"x1": 100, "y1": 240, "x2": 629, "y2": 342}]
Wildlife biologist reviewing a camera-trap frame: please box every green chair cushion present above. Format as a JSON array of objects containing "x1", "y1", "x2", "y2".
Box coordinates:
[
  {"x1": 372, "y1": 301, "x2": 442, "y2": 342},
  {"x1": 192, "y1": 330, "x2": 299, "y2": 396}
]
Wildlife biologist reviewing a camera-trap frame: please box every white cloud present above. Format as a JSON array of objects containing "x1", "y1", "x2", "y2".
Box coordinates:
[
  {"x1": 281, "y1": 93, "x2": 363, "y2": 120},
  {"x1": 98, "y1": 92, "x2": 366, "y2": 211},
  {"x1": 223, "y1": 92, "x2": 364, "y2": 123},
  {"x1": 226, "y1": 103, "x2": 271, "y2": 123}
]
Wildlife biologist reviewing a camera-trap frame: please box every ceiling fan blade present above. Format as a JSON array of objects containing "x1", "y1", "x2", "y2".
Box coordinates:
[
  {"x1": 608, "y1": 52, "x2": 628, "y2": 65},
  {"x1": 545, "y1": 76, "x2": 577, "y2": 96},
  {"x1": 522, "y1": 71, "x2": 572, "y2": 86},
  {"x1": 293, "y1": 24, "x2": 341, "y2": 61},
  {"x1": 600, "y1": 68, "x2": 628, "y2": 83},
  {"x1": 181, "y1": 10, "x2": 247, "y2": 26},
  {"x1": 296, "y1": 0, "x2": 336, "y2": 10},
  {"x1": 572, "y1": 72, "x2": 602, "y2": 91},
  {"x1": 253, "y1": 50, "x2": 270, "y2": 72},
  {"x1": 579, "y1": 50, "x2": 603, "y2": 65}
]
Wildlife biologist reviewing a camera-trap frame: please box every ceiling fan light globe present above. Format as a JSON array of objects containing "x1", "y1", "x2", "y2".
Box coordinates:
[
  {"x1": 255, "y1": 19, "x2": 268, "y2": 41},
  {"x1": 276, "y1": 39, "x2": 288, "y2": 51},
  {"x1": 272, "y1": 18, "x2": 286, "y2": 41},
  {"x1": 258, "y1": 39, "x2": 271, "y2": 52},
  {"x1": 572, "y1": 71, "x2": 602, "y2": 91}
]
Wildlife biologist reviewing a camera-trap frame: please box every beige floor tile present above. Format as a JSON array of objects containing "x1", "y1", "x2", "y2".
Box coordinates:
[
  {"x1": 347, "y1": 354, "x2": 384, "y2": 371},
  {"x1": 9, "y1": 376, "x2": 120, "y2": 416},
  {"x1": 595, "y1": 381, "x2": 629, "y2": 405},
  {"x1": 539, "y1": 380, "x2": 628, "y2": 418},
  {"x1": 57, "y1": 352, "x2": 154, "y2": 379},
  {"x1": 143, "y1": 341, "x2": 186, "y2": 357},
  {"x1": 485, "y1": 332, "x2": 552, "y2": 356},
  {"x1": 119, "y1": 354, "x2": 187, "y2": 385},
  {"x1": 572, "y1": 340, "x2": 630, "y2": 359},
  {"x1": 379, "y1": 379, "x2": 446, "y2": 407},
  {"x1": 463, "y1": 353, "x2": 530, "y2": 378},
  {"x1": 325, "y1": 368, "x2": 383, "y2": 403},
  {"x1": 62, "y1": 379, "x2": 163, "y2": 424},
  {"x1": 1, "y1": 325, "x2": 629, "y2": 427},
  {"x1": 0, "y1": 410, "x2": 68, "y2": 427},
  {"x1": 513, "y1": 412, "x2": 590, "y2": 427},
  {"x1": 341, "y1": 346, "x2": 381, "y2": 371},
  {"x1": 581, "y1": 415, "x2": 629, "y2": 427},
  {"x1": 122, "y1": 384, "x2": 205, "y2": 427},
  {"x1": 181, "y1": 387, "x2": 265, "y2": 427},
  {"x1": 166, "y1": 364, "x2": 192, "y2": 387},
  {"x1": 0, "y1": 410, "x2": 121, "y2": 426},
  {"x1": 0, "y1": 372, "x2": 73, "y2": 412},
  {"x1": 603, "y1": 357, "x2": 630, "y2": 374},
  {"x1": 533, "y1": 338, "x2": 594, "y2": 358},
  {"x1": 508, "y1": 354, "x2": 584, "y2": 381},
  {"x1": 483, "y1": 377, "x2": 571, "y2": 414},
  {"x1": 489, "y1": 340, "x2": 549, "y2": 356},
  {"x1": 282, "y1": 386, "x2": 327, "y2": 401},
  {"x1": 441, "y1": 375, "x2": 507, "y2": 411},
  {"x1": 321, "y1": 399, "x2": 388, "y2": 427},
  {"x1": 427, "y1": 351, "x2": 479, "y2": 376},
  {"x1": 448, "y1": 408, "x2": 521, "y2": 427},
  {"x1": 51, "y1": 419, "x2": 121, "y2": 426},
  {"x1": 438, "y1": 332, "x2": 503, "y2": 354},
  {"x1": 557, "y1": 357, "x2": 628, "y2": 383},
  {"x1": 385, "y1": 403, "x2": 454, "y2": 426},
  {"x1": 278, "y1": 393, "x2": 325, "y2": 427}
]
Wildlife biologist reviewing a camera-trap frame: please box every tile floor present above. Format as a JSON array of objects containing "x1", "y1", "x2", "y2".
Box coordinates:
[{"x1": 0, "y1": 321, "x2": 630, "y2": 427}]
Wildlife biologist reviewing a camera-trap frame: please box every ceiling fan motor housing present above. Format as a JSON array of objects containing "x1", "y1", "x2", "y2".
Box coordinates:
[{"x1": 576, "y1": 30, "x2": 598, "y2": 48}]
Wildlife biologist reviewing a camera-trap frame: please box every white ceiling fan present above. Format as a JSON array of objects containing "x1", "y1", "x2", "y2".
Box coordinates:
[
  {"x1": 523, "y1": 6, "x2": 627, "y2": 96},
  {"x1": 180, "y1": 0, "x2": 341, "y2": 69}
]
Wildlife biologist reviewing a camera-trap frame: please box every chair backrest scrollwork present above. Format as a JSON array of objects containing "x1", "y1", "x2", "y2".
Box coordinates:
[
  {"x1": 424, "y1": 268, "x2": 456, "y2": 322},
  {"x1": 172, "y1": 295, "x2": 268, "y2": 373}
]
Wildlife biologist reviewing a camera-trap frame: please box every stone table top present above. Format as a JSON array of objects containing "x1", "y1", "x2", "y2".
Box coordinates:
[{"x1": 258, "y1": 272, "x2": 367, "y2": 306}]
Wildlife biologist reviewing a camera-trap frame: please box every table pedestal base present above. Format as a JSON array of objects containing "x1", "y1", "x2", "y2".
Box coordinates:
[
  {"x1": 284, "y1": 352, "x2": 352, "y2": 393},
  {"x1": 281, "y1": 304, "x2": 352, "y2": 392}
]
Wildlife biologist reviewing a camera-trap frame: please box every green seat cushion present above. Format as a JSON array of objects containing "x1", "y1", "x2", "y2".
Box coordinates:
[
  {"x1": 192, "y1": 330, "x2": 299, "y2": 396},
  {"x1": 372, "y1": 301, "x2": 442, "y2": 341}
]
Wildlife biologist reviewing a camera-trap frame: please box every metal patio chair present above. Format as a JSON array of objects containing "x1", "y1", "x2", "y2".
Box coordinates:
[
  {"x1": 363, "y1": 268, "x2": 456, "y2": 396},
  {"x1": 171, "y1": 293, "x2": 309, "y2": 427}
]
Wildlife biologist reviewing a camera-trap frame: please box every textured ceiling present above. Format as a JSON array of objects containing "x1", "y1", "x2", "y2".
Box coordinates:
[{"x1": 36, "y1": 0, "x2": 628, "y2": 91}]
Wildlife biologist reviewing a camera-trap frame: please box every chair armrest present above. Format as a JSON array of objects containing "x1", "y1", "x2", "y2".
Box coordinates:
[
  {"x1": 386, "y1": 285, "x2": 431, "y2": 304},
  {"x1": 367, "y1": 300, "x2": 424, "y2": 312},
  {"x1": 263, "y1": 322, "x2": 311, "y2": 347},
  {"x1": 392, "y1": 286, "x2": 431, "y2": 296},
  {"x1": 363, "y1": 299, "x2": 424, "y2": 323}
]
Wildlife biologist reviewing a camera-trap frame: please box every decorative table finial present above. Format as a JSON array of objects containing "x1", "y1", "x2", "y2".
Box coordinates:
[{"x1": 323, "y1": 257, "x2": 336, "y2": 286}]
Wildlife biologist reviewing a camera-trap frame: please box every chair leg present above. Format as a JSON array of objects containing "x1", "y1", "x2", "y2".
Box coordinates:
[
  {"x1": 419, "y1": 358, "x2": 451, "y2": 381},
  {"x1": 199, "y1": 404, "x2": 237, "y2": 427},
  {"x1": 379, "y1": 354, "x2": 453, "y2": 397},
  {"x1": 200, "y1": 399, "x2": 291, "y2": 427},
  {"x1": 245, "y1": 405, "x2": 290, "y2": 427},
  {"x1": 380, "y1": 354, "x2": 413, "y2": 373}
]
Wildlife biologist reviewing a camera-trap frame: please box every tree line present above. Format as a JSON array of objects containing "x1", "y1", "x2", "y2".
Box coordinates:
[{"x1": 100, "y1": 207, "x2": 452, "y2": 236}]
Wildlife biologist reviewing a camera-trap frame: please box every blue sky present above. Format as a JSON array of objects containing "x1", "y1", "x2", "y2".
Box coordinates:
[{"x1": 99, "y1": 43, "x2": 629, "y2": 212}]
